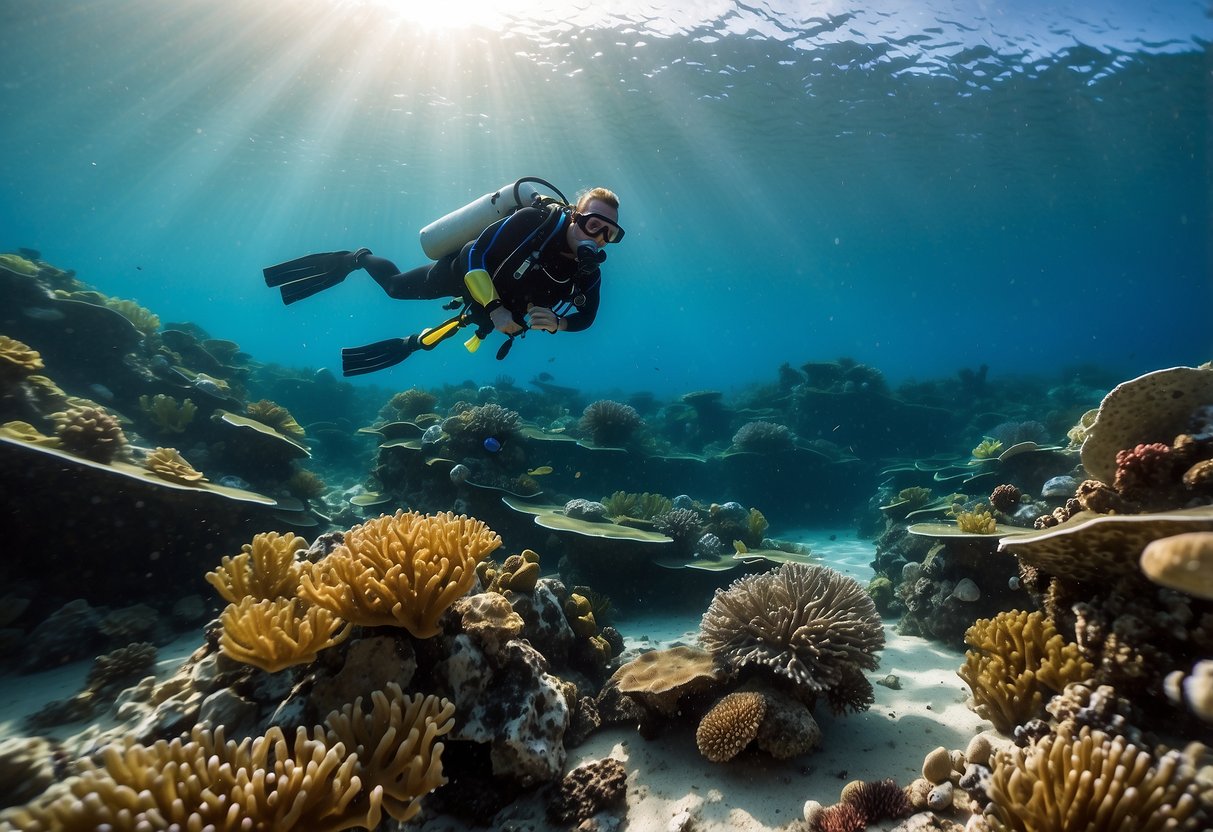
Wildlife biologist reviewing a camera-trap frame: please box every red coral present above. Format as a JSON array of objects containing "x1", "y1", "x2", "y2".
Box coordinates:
[
  {"x1": 814, "y1": 802, "x2": 867, "y2": 832},
  {"x1": 989, "y1": 484, "x2": 1022, "y2": 512},
  {"x1": 1113, "y1": 442, "x2": 1176, "y2": 499}
]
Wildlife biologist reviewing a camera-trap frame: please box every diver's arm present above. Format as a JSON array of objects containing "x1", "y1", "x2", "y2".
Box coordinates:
[{"x1": 556, "y1": 278, "x2": 600, "y2": 333}]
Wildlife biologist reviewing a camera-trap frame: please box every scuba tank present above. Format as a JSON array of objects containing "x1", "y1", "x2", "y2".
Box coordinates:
[{"x1": 419, "y1": 176, "x2": 569, "y2": 260}]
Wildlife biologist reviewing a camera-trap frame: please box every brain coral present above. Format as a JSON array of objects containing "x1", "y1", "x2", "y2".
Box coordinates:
[{"x1": 699, "y1": 562, "x2": 885, "y2": 694}]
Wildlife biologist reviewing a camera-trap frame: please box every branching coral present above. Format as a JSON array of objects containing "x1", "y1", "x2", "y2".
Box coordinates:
[
  {"x1": 219, "y1": 596, "x2": 352, "y2": 673},
  {"x1": 299, "y1": 510, "x2": 502, "y2": 638},
  {"x1": 731, "y1": 420, "x2": 795, "y2": 454},
  {"x1": 1, "y1": 683, "x2": 454, "y2": 831},
  {"x1": 144, "y1": 446, "x2": 208, "y2": 484},
  {"x1": 979, "y1": 724, "x2": 1207, "y2": 832},
  {"x1": 52, "y1": 405, "x2": 127, "y2": 462},
  {"x1": 206, "y1": 531, "x2": 307, "y2": 602},
  {"x1": 138, "y1": 393, "x2": 197, "y2": 434},
  {"x1": 971, "y1": 438, "x2": 1003, "y2": 459},
  {"x1": 700, "y1": 563, "x2": 885, "y2": 696},
  {"x1": 654, "y1": 508, "x2": 705, "y2": 549},
  {"x1": 247, "y1": 399, "x2": 305, "y2": 439},
  {"x1": 0, "y1": 335, "x2": 44, "y2": 380},
  {"x1": 579, "y1": 399, "x2": 644, "y2": 446},
  {"x1": 441, "y1": 402, "x2": 521, "y2": 454},
  {"x1": 957, "y1": 610, "x2": 1093, "y2": 735}
]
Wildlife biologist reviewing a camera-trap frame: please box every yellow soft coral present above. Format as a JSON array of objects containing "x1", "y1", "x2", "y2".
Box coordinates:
[
  {"x1": 206, "y1": 531, "x2": 306, "y2": 602},
  {"x1": 971, "y1": 437, "x2": 1003, "y2": 459},
  {"x1": 247, "y1": 399, "x2": 305, "y2": 439},
  {"x1": 1, "y1": 683, "x2": 454, "y2": 831},
  {"x1": 957, "y1": 610, "x2": 1093, "y2": 735},
  {"x1": 0, "y1": 335, "x2": 44, "y2": 379},
  {"x1": 981, "y1": 723, "x2": 1206, "y2": 832},
  {"x1": 219, "y1": 596, "x2": 351, "y2": 673},
  {"x1": 955, "y1": 508, "x2": 997, "y2": 534},
  {"x1": 299, "y1": 510, "x2": 502, "y2": 638},
  {"x1": 104, "y1": 297, "x2": 160, "y2": 335},
  {"x1": 144, "y1": 446, "x2": 207, "y2": 484}
]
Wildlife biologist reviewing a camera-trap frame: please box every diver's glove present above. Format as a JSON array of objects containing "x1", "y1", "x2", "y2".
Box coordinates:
[
  {"x1": 576, "y1": 241, "x2": 606, "y2": 274},
  {"x1": 490, "y1": 305, "x2": 524, "y2": 335}
]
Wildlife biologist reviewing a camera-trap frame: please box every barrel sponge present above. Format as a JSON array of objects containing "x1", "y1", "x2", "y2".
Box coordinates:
[
  {"x1": 980, "y1": 724, "x2": 1207, "y2": 832},
  {"x1": 299, "y1": 510, "x2": 502, "y2": 638},
  {"x1": 700, "y1": 562, "x2": 884, "y2": 694},
  {"x1": 957, "y1": 610, "x2": 1093, "y2": 736},
  {"x1": 696, "y1": 691, "x2": 766, "y2": 763},
  {"x1": 217, "y1": 596, "x2": 350, "y2": 673},
  {"x1": 206, "y1": 530, "x2": 307, "y2": 603},
  {"x1": 0, "y1": 683, "x2": 455, "y2": 831}
]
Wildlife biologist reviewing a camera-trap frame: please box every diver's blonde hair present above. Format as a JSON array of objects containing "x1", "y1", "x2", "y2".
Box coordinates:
[{"x1": 576, "y1": 187, "x2": 619, "y2": 211}]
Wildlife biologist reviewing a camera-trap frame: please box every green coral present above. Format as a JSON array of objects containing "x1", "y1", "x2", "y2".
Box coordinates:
[
  {"x1": 104, "y1": 298, "x2": 160, "y2": 335},
  {"x1": 955, "y1": 508, "x2": 997, "y2": 534},
  {"x1": 0, "y1": 253, "x2": 38, "y2": 275},
  {"x1": 746, "y1": 508, "x2": 768, "y2": 545},
  {"x1": 896, "y1": 486, "x2": 932, "y2": 507},
  {"x1": 138, "y1": 394, "x2": 197, "y2": 434},
  {"x1": 971, "y1": 437, "x2": 1003, "y2": 459},
  {"x1": 601, "y1": 491, "x2": 673, "y2": 521}
]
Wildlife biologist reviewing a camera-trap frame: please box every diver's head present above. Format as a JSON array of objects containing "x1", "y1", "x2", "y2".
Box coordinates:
[{"x1": 568, "y1": 186, "x2": 623, "y2": 249}]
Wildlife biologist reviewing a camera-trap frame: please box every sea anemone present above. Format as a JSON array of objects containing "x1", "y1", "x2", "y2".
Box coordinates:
[{"x1": 579, "y1": 399, "x2": 644, "y2": 447}]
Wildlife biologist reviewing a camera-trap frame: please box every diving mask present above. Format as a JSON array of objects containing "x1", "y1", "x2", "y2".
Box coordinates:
[{"x1": 574, "y1": 211, "x2": 625, "y2": 244}]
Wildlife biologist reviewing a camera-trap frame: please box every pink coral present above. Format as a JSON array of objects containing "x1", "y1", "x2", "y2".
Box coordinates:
[{"x1": 1112, "y1": 443, "x2": 1176, "y2": 500}]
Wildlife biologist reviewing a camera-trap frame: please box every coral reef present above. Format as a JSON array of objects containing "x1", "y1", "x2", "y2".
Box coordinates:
[
  {"x1": 700, "y1": 563, "x2": 884, "y2": 698},
  {"x1": 978, "y1": 723, "x2": 1208, "y2": 832},
  {"x1": 300, "y1": 510, "x2": 502, "y2": 637},
  {"x1": 695, "y1": 690, "x2": 766, "y2": 762},
  {"x1": 955, "y1": 508, "x2": 997, "y2": 534},
  {"x1": 957, "y1": 610, "x2": 1093, "y2": 735},
  {"x1": 579, "y1": 399, "x2": 644, "y2": 446},
  {"x1": 606, "y1": 645, "x2": 730, "y2": 717},
  {"x1": 988, "y1": 483, "x2": 1021, "y2": 512},
  {"x1": 247, "y1": 398, "x2": 305, "y2": 439},
  {"x1": 1140, "y1": 531, "x2": 1213, "y2": 599},
  {"x1": 1, "y1": 684, "x2": 455, "y2": 831},
  {"x1": 382, "y1": 387, "x2": 437, "y2": 420},
  {"x1": 602, "y1": 490, "x2": 673, "y2": 520},
  {"x1": 104, "y1": 297, "x2": 160, "y2": 334}
]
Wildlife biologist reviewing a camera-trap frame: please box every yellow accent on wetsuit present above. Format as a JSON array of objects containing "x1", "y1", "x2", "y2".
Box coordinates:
[{"x1": 463, "y1": 268, "x2": 499, "y2": 309}]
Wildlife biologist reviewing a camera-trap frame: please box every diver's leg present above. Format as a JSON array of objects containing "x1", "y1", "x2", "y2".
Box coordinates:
[{"x1": 362, "y1": 253, "x2": 464, "y2": 300}]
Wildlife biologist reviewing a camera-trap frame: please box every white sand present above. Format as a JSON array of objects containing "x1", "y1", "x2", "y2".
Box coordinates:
[{"x1": 0, "y1": 530, "x2": 988, "y2": 831}]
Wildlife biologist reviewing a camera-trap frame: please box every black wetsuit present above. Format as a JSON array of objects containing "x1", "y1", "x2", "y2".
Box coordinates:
[{"x1": 360, "y1": 206, "x2": 601, "y2": 332}]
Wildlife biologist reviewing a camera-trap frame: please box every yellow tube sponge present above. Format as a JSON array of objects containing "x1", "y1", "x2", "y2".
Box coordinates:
[
  {"x1": 206, "y1": 530, "x2": 307, "y2": 602},
  {"x1": 1, "y1": 683, "x2": 454, "y2": 832},
  {"x1": 219, "y1": 597, "x2": 352, "y2": 673},
  {"x1": 957, "y1": 610, "x2": 1093, "y2": 735},
  {"x1": 300, "y1": 510, "x2": 502, "y2": 638},
  {"x1": 981, "y1": 723, "x2": 1205, "y2": 832}
]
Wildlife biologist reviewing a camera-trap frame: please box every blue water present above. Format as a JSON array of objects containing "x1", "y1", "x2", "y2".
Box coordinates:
[{"x1": 1, "y1": 0, "x2": 1209, "y2": 397}]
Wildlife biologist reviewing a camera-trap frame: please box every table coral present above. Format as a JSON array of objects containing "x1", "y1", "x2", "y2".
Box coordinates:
[
  {"x1": 300, "y1": 510, "x2": 502, "y2": 638},
  {"x1": 700, "y1": 562, "x2": 885, "y2": 696},
  {"x1": 978, "y1": 723, "x2": 1207, "y2": 832},
  {"x1": 0, "y1": 683, "x2": 454, "y2": 831},
  {"x1": 957, "y1": 610, "x2": 1093, "y2": 736}
]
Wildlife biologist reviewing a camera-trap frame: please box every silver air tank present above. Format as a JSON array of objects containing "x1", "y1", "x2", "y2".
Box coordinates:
[{"x1": 419, "y1": 180, "x2": 542, "y2": 260}]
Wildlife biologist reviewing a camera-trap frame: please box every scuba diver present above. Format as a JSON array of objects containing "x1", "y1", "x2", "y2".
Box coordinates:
[{"x1": 262, "y1": 178, "x2": 623, "y2": 376}]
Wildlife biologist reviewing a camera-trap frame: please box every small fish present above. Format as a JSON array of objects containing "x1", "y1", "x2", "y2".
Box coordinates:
[
  {"x1": 527, "y1": 466, "x2": 553, "y2": 476},
  {"x1": 22, "y1": 306, "x2": 64, "y2": 321},
  {"x1": 88, "y1": 383, "x2": 115, "y2": 402},
  {"x1": 483, "y1": 437, "x2": 502, "y2": 453}
]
